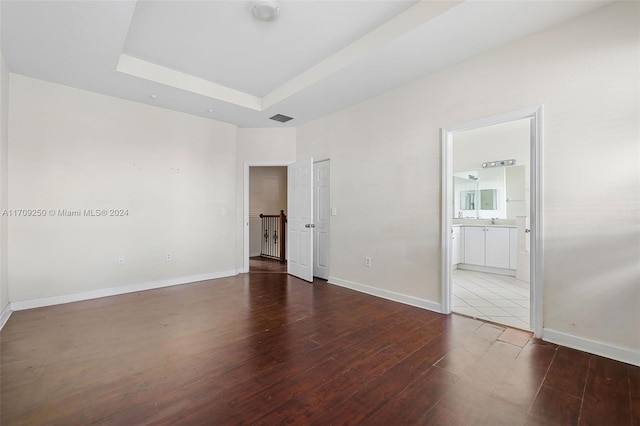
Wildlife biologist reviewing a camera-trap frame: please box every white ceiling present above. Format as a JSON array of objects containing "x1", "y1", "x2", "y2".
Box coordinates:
[{"x1": 1, "y1": 0, "x2": 614, "y2": 128}]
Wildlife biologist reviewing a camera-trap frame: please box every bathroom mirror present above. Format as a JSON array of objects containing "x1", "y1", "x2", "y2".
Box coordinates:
[
  {"x1": 480, "y1": 189, "x2": 497, "y2": 210},
  {"x1": 453, "y1": 167, "x2": 525, "y2": 219},
  {"x1": 460, "y1": 191, "x2": 476, "y2": 210}
]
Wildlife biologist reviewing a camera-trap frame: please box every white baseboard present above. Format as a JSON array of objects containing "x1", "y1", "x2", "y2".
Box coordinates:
[
  {"x1": 10, "y1": 269, "x2": 240, "y2": 312},
  {"x1": 457, "y1": 263, "x2": 515, "y2": 276},
  {"x1": 328, "y1": 276, "x2": 442, "y2": 313},
  {"x1": 543, "y1": 328, "x2": 640, "y2": 367},
  {"x1": 0, "y1": 302, "x2": 12, "y2": 330}
]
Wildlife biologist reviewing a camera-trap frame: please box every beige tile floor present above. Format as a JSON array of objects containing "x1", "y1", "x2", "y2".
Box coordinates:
[{"x1": 452, "y1": 269, "x2": 530, "y2": 330}]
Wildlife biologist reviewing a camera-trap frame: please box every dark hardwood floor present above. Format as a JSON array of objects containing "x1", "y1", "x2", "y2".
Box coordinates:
[
  {"x1": 1, "y1": 271, "x2": 638, "y2": 425},
  {"x1": 249, "y1": 256, "x2": 287, "y2": 273}
]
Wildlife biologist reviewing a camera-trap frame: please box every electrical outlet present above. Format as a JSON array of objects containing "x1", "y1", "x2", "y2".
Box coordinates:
[
  {"x1": 365, "y1": 256, "x2": 371, "y2": 267},
  {"x1": 166, "y1": 252, "x2": 172, "y2": 261},
  {"x1": 118, "y1": 257, "x2": 125, "y2": 265}
]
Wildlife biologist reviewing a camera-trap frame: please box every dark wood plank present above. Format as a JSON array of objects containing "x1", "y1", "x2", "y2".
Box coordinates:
[
  {"x1": 515, "y1": 338, "x2": 557, "y2": 371},
  {"x1": 421, "y1": 378, "x2": 527, "y2": 425},
  {"x1": 579, "y1": 355, "x2": 632, "y2": 426},
  {"x1": 1, "y1": 272, "x2": 638, "y2": 425},
  {"x1": 249, "y1": 256, "x2": 287, "y2": 273},
  {"x1": 311, "y1": 332, "x2": 453, "y2": 425},
  {"x1": 630, "y1": 364, "x2": 640, "y2": 426},
  {"x1": 544, "y1": 346, "x2": 590, "y2": 398},
  {"x1": 489, "y1": 355, "x2": 549, "y2": 410},
  {"x1": 526, "y1": 385, "x2": 582, "y2": 426},
  {"x1": 366, "y1": 366, "x2": 459, "y2": 425}
]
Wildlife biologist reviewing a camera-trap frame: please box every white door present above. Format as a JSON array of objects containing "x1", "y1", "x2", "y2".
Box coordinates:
[
  {"x1": 313, "y1": 160, "x2": 330, "y2": 279},
  {"x1": 287, "y1": 158, "x2": 314, "y2": 282}
]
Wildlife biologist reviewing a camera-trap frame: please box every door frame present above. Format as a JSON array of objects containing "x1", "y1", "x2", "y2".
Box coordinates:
[
  {"x1": 243, "y1": 161, "x2": 293, "y2": 274},
  {"x1": 440, "y1": 106, "x2": 544, "y2": 337}
]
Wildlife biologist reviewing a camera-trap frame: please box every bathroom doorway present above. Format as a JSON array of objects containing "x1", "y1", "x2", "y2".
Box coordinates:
[{"x1": 441, "y1": 107, "x2": 543, "y2": 336}]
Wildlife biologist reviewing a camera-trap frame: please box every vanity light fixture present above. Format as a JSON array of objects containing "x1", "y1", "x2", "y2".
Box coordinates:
[
  {"x1": 252, "y1": 1, "x2": 280, "y2": 22},
  {"x1": 482, "y1": 159, "x2": 516, "y2": 168}
]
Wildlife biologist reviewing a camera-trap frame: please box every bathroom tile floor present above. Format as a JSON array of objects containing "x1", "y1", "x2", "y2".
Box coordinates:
[{"x1": 452, "y1": 269, "x2": 530, "y2": 330}]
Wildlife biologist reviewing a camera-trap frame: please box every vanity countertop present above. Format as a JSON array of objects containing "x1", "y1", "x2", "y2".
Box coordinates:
[
  {"x1": 457, "y1": 223, "x2": 516, "y2": 228},
  {"x1": 452, "y1": 220, "x2": 516, "y2": 228}
]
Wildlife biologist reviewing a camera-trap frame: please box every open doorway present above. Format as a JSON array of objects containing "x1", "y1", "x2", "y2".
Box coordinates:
[
  {"x1": 441, "y1": 106, "x2": 543, "y2": 336},
  {"x1": 451, "y1": 119, "x2": 531, "y2": 330},
  {"x1": 248, "y1": 166, "x2": 287, "y2": 273},
  {"x1": 243, "y1": 162, "x2": 290, "y2": 274},
  {"x1": 243, "y1": 160, "x2": 331, "y2": 280}
]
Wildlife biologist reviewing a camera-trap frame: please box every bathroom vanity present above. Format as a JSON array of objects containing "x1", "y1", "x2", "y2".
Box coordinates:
[
  {"x1": 452, "y1": 224, "x2": 517, "y2": 275},
  {"x1": 451, "y1": 164, "x2": 528, "y2": 278}
]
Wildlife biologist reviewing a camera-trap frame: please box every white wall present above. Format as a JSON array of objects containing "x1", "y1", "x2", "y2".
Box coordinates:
[
  {"x1": 235, "y1": 128, "x2": 296, "y2": 269},
  {"x1": 297, "y1": 2, "x2": 639, "y2": 354},
  {"x1": 249, "y1": 167, "x2": 287, "y2": 218},
  {"x1": 0, "y1": 53, "x2": 9, "y2": 312},
  {"x1": 249, "y1": 166, "x2": 287, "y2": 257},
  {"x1": 8, "y1": 75, "x2": 237, "y2": 302},
  {"x1": 453, "y1": 118, "x2": 530, "y2": 175}
]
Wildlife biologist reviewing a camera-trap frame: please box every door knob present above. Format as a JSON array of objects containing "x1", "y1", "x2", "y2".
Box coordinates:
[{"x1": 305, "y1": 224, "x2": 315, "y2": 228}]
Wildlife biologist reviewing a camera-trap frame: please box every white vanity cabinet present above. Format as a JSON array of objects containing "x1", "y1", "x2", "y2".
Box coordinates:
[
  {"x1": 485, "y1": 227, "x2": 510, "y2": 269},
  {"x1": 461, "y1": 226, "x2": 514, "y2": 271},
  {"x1": 463, "y1": 227, "x2": 485, "y2": 266}
]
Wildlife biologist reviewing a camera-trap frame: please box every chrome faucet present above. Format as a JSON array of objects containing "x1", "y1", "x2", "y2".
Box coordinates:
[{"x1": 491, "y1": 217, "x2": 497, "y2": 225}]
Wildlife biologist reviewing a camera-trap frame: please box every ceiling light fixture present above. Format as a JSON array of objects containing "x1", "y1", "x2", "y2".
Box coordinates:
[{"x1": 252, "y1": 1, "x2": 280, "y2": 22}]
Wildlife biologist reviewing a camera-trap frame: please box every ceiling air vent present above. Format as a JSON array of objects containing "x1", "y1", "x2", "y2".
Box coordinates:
[{"x1": 269, "y1": 114, "x2": 294, "y2": 123}]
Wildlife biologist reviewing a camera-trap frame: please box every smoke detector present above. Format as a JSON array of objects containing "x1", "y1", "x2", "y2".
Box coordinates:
[{"x1": 252, "y1": 2, "x2": 280, "y2": 22}]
